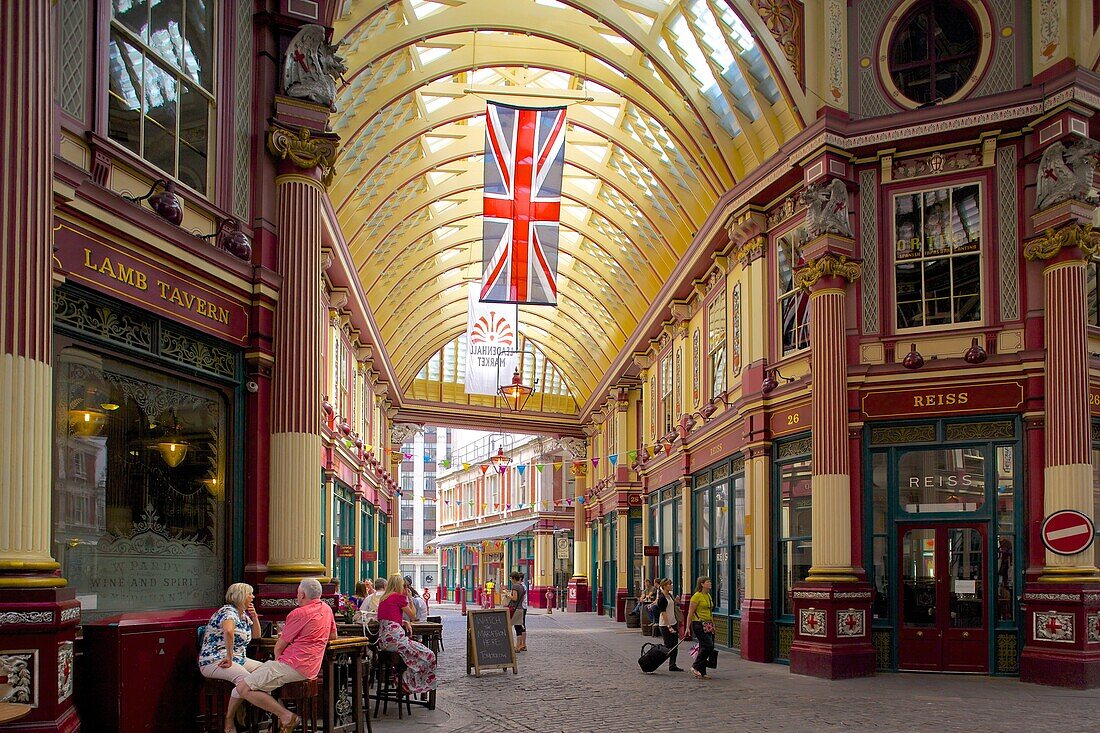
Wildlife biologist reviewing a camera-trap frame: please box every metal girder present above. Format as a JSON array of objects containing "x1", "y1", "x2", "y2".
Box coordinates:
[{"x1": 392, "y1": 398, "x2": 585, "y2": 438}]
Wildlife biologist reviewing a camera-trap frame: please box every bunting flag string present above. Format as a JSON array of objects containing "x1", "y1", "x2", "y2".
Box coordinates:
[
  {"x1": 609, "y1": 454, "x2": 617, "y2": 466},
  {"x1": 591, "y1": 457, "x2": 600, "y2": 469},
  {"x1": 402, "y1": 452, "x2": 413, "y2": 460},
  {"x1": 516, "y1": 465, "x2": 526, "y2": 476},
  {"x1": 535, "y1": 464, "x2": 544, "y2": 472}
]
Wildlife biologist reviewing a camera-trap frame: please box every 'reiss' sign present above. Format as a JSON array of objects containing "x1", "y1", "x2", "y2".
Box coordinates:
[{"x1": 861, "y1": 380, "x2": 1024, "y2": 419}]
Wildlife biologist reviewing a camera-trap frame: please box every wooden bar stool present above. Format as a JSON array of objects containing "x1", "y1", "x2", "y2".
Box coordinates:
[
  {"x1": 370, "y1": 650, "x2": 411, "y2": 719},
  {"x1": 269, "y1": 678, "x2": 322, "y2": 733}
]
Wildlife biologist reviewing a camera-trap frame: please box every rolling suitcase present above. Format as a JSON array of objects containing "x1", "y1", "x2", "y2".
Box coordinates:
[{"x1": 638, "y1": 639, "x2": 682, "y2": 673}]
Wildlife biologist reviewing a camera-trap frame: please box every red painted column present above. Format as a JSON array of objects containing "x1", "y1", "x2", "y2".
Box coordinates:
[
  {"x1": 1019, "y1": 218, "x2": 1100, "y2": 688},
  {"x1": 788, "y1": 239, "x2": 876, "y2": 680},
  {"x1": 0, "y1": 3, "x2": 81, "y2": 730}
]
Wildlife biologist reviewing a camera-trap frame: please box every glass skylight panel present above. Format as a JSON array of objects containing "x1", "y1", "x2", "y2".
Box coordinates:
[
  {"x1": 535, "y1": 0, "x2": 570, "y2": 9},
  {"x1": 409, "y1": 0, "x2": 449, "y2": 20}
]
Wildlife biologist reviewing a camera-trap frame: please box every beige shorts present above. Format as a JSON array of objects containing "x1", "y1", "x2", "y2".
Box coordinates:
[{"x1": 234, "y1": 660, "x2": 307, "y2": 696}]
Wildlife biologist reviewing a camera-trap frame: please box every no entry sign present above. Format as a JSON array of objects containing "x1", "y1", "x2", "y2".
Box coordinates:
[{"x1": 1041, "y1": 510, "x2": 1096, "y2": 556}]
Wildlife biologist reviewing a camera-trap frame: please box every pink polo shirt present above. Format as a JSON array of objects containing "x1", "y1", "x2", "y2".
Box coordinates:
[{"x1": 277, "y1": 599, "x2": 336, "y2": 679}]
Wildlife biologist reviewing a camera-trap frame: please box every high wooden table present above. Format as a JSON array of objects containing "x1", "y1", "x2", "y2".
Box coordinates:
[
  {"x1": 0, "y1": 702, "x2": 32, "y2": 724},
  {"x1": 336, "y1": 620, "x2": 442, "y2": 711}
]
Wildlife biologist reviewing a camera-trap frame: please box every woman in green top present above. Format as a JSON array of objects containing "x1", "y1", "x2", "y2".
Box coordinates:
[{"x1": 683, "y1": 577, "x2": 715, "y2": 679}]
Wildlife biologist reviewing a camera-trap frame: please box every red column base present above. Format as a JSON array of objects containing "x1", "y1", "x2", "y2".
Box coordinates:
[
  {"x1": 615, "y1": 588, "x2": 628, "y2": 621},
  {"x1": 739, "y1": 598, "x2": 773, "y2": 663},
  {"x1": 788, "y1": 580, "x2": 876, "y2": 680},
  {"x1": 1019, "y1": 581, "x2": 1100, "y2": 689},
  {"x1": 0, "y1": 588, "x2": 81, "y2": 733},
  {"x1": 566, "y1": 577, "x2": 591, "y2": 612},
  {"x1": 530, "y1": 585, "x2": 552, "y2": 609},
  {"x1": 255, "y1": 581, "x2": 338, "y2": 623}
]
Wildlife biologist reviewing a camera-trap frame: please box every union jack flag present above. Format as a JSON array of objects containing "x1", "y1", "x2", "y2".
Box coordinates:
[{"x1": 480, "y1": 102, "x2": 566, "y2": 306}]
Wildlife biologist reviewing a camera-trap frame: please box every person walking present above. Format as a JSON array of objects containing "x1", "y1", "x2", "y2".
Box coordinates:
[
  {"x1": 683, "y1": 577, "x2": 715, "y2": 679},
  {"x1": 653, "y1": 578, "x2": 683, "y2": 672},
  {"x1": 507, "y1": 571, "x2": 528, "y2": 651}
]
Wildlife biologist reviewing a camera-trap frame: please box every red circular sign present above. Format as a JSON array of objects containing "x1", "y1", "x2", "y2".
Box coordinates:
[{"x1": 1041, "y1": 510, "x2": 1096, "y2": 556}]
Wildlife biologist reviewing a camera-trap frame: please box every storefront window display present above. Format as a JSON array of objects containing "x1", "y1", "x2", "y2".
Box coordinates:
[
  {"x1": 775, "y1": 446, "x2": 812, "y2": 618},
  {"x1": 649, "y1": 486, "x2": 682, "y2": 594},
  {"x1": 692, "y1": 458, "x2": 745, "y2": 614},
  {"x1": 53, "y1": 343, "x2": 227, "y2": 619}
]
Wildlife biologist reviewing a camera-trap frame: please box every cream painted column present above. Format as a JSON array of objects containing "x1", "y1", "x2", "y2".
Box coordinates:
[
  {"x1": 616, "y1": 512, "x2": 629, "y2": 592},
  {"x1": 797, "y1": 253, "x2": 861, "y2": 580},
  {"x1": 571, "y1": 462, "x2": 588, "y2": 578},
  {"x1": 266, "y1": 169, "x2": 327, "y2": 582},
  {"x1": 742, "y1": 451, "x2": 772, "y2": 601},
  {"x1": 1024, "y1": 224, "x2": 1100, "y2": 578},
  {"x1": 680, "y1": 479, "x2": 692, "y2": 593},
  {"x1": 0, "y1": 0, "x2": 60, "y2": 588}
]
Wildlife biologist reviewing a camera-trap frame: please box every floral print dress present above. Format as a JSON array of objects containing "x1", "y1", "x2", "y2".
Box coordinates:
[
  {"x1": 377, "y1": 620, "x2": 438, "y2": 694},
  {"x1": 199, "y1": 605, "x2": 253, "y2": 667}
]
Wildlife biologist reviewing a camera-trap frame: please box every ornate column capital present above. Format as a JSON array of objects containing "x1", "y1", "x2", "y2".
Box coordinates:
[
  {"x1": 267, "y1": 124, "x2": 339, "y2": 185},
  {"x1": 795, "y1": 253, "x2": 861, "y2": 291},
  {"x1": 1023, "y1": 223, "x2": 1100, "y2": 262},
  {"x1": 570, "y1": 461, "x2": 588, "y2": 478}
]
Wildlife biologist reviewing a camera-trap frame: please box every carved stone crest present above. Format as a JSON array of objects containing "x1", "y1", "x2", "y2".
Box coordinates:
[
  {"x1": 800, "y1": 179, "x2": 852, "y2": 239},
  {"x1": 558, "y1": 436, "x2": 587, "y2": 460},
  {"x1": 283, "y1": 24, "x2": 347, "y2": 110},
  {"x1": 388, "y1": 422, "x2": 423, "y2": 445},
  {"x1": 1035, "y1": 138, "x2": 1100, "y2": 212}
]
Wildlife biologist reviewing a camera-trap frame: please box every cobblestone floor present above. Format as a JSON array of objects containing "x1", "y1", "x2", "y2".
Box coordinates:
[{"x1": 370, "y1": 606, "x2": 1100, "y2": 733}]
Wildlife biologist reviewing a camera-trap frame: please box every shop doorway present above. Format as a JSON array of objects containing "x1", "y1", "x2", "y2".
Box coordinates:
[{"x1": 897, "y1": 523, "x2": 988, "y2": 673}]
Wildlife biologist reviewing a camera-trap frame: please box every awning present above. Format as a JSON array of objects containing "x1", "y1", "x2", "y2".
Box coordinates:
[{"x1": 427, "y1": 519, "x2": 538, "y2": 547}]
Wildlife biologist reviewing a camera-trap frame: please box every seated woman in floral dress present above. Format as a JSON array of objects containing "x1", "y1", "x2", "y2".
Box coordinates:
[
  {"x1": 376, "y1": 574, "x2": 438, "y2": 695},
  {"x1": 198, "y1": 582, "x2": 263, "y2": 732}
]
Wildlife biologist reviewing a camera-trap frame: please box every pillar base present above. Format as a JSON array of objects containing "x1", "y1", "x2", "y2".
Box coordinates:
[
  {"x1": 0, "y1": 587, "x2": 81, "y2": 732},
  {"x1": 255, "y1": 581, "x2": 338, "y2": 623},
  {"x1": 788, "y1": 580, "x2": 876, "y2": 680},
  {"x1": 740, "y1": 598, "x2": 773, "y2": 663},
  {"x1": 1019, "y1": 581, "x2": 1100, "y2": 689},
  {"x1": 566, "y1": 577, "x2": 590, "y2": 612},
  {"x1": 615, "y1": 587, "x2": 628, "y2": 621},
  {"x1": 530, "y1": 584, "x2": 552, "y2": 609}
]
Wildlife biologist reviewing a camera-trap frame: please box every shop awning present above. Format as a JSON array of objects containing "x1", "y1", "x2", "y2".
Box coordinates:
[{"x1": 427, "y1": 519, "x2": 538, "y2": 547}]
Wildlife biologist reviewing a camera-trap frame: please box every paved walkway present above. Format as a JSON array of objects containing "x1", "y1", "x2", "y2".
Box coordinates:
[{"x1": 370, "y1": 606, "x2": 1100, "y2": 733}]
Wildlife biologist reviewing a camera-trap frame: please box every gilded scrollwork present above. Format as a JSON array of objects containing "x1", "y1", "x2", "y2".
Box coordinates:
[
  {"x1": 267, "y1": 125, "x2": 339, "y2": 185},
  {"x1": 1023, "y1": 223, "x2": 1100, "y2": 261},
  {"x1": 795, "y1": 253, "x2": 862, "y2": 290}
]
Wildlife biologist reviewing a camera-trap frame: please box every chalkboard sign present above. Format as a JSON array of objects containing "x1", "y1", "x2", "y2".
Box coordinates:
[{"x1": 466, "y1": 609, "x2": 517, "y2": 676}]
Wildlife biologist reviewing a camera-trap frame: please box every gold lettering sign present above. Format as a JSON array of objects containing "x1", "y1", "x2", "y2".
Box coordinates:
[{"x1": 911, "y1": 392, "x2": 969, "y2": 408}]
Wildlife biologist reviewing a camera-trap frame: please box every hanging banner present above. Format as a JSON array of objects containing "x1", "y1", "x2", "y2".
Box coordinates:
[
  {"x1": 480, "y1": 101, "x2": 566, "y2": 306},
  {"x1": 464, "y1": 283, "x2": 519, "y2": 396}
]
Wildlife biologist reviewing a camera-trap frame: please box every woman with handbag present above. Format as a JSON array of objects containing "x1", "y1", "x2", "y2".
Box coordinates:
[
  {"x1": 683, "y1": 577, "x2": 715, "y2": 680},
  {"x1": 653, "y1": 578, "x2": 684, "y2": 672}
]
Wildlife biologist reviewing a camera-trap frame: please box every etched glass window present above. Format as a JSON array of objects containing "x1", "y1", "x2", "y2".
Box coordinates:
[
  {"x1": 53, "y1": 344, "x2": 226, "y2": 619},
  {"x1": 107, "y1": 0, "x2": 215, "y2": 194},
  {"x1": 898, "y1": 448, "x2": 986, "y2": 513},
  {"x1": 894, "y1": 183, "x2": 982, "y2": 329},
  {"x1": 777, "y1": 229, "x2": 809, "y2": 354},
  {"x1": 888, "y1": 0, "x2": 980, "y2": 106}
]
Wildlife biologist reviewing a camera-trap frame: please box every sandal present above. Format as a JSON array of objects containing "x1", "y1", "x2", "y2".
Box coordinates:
[
  {"x1": 692, "y1": 669, "x2": 705, "y2": 679},
  {"x1": 278, "y1": 713, "x2": 300, "y2": 733}
]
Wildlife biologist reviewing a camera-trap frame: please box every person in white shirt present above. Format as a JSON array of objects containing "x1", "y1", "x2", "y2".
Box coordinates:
[{"x1": 363, "y1": 577, "x2": 387, "y2": 614}]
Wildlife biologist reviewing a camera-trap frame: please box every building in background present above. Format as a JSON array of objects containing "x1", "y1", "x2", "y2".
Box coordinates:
[{"x1": 397, "y1": 426, "x2": 452, "y2": 592}]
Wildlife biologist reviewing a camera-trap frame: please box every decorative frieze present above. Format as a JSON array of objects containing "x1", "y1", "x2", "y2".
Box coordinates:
[
  {"x1": 0, "y1": 651, "x2": 36, "y2": 705},
  {"x1": 0, "y1": 611, "x2": 53, "y2": 626},
  {"x1": 837, "y1": 609, "x2": 866, "y2": 637},
  {"x1": 799, "y1": 608, "x2": 827, "y2": 636},
  {"x1": 1022, "y1": 592, "x2": 1082, "y2": 602},
  {"x1": 791, "y1": 590, "x2": 831, "y2": 600},
  {"x1": 795, "y1": 253, "x2": 861, "y2": 291},
  {"x1": 1087, "y1": 612, "x2": 1100, "y2": 644},
  {"x1": 60, "y1": 607, "x2": 80, "y2": 623},
  {"x1": 767, "y1": 194, "x2": 804, "y2": 230},
  {"x1": 892, "y1": 147, "x2": 981, "y2": 181},
  {"x1": 58, "y1": 641, "x2": 74, "y2": 703},
  {"x1": 1034, "y1": 611, "x2": 1075, "y2": 643},
  {"x1": 1023, "y1": 223, "x2": 1100, "y2": 261}
]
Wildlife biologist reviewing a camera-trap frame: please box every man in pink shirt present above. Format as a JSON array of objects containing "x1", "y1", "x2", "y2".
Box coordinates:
[{"x1": 234, "y1": 578, "x2": 336, "y2": 732}]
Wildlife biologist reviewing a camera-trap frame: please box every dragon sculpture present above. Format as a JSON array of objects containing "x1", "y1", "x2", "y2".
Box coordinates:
[
  {"x1": 282, "y1": 24, "x2": 347, "y2": 109},
  {"x1": 1035, "y1": 138, "x2": 1100, "y2": 212},
  {"x1": 799, "y1": 178, "x2": 852, "y2": 239}
]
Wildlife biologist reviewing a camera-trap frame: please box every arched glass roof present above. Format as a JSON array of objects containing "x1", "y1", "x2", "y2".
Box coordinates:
[{"x1": 331, "y1": 0, "x2": 804, "y2": 408}]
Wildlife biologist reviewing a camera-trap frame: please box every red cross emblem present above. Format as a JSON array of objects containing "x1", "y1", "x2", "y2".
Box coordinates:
[
  {"x1": 804, "y1": 614, "x2": 819, "y2": 630},
  {"x1": 843, "y1": 613, "x2": 860, "y2": 631},
  {"x1": 292, "y1": 50, "x2": 308, "y2": 73},
  {"x1": 1044, "y1": 616, "x2": 1064, "y2": 635}
]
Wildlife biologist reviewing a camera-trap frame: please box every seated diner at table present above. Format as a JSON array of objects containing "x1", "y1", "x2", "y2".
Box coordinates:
[
  {"x1": 363, "y1": 576, "x2": 387, "y2": 614},
  {"x1": 233, "y1": 578, "x2": 337, "y2": 733},
  {"x1": 351, "y1": 580, "x2": 373, "y2": 610},
  {"x1": 198, "y1": 583, "x2": 263, "y2": 733},
  {"x1": 377, "y1": 574, "x2": 438, "y2": 695}
]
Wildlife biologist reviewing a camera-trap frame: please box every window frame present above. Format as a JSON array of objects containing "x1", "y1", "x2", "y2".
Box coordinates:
[
  {"x1": 102, "y1": 0, "x2": 220, "y2": 197},
  {"x1": 890, "y1": 178, "x2": 987, "y2": 335},
  {"x1": 659, "y1": 348, "x2": 674, "y2": 437},
  {"x1": 775, "y1": 223, "x2": 810, "y2": 357},
  {"x1": 705, "y1": 285, "x2": 728, "y2": 400}
]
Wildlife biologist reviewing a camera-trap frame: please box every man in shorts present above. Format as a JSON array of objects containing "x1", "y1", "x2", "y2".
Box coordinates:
[{"x1": 234, "y1": 578, "x2": 336, "y2": 732}]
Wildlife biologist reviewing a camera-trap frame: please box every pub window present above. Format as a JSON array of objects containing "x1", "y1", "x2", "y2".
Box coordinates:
[
  {"x1": 53, "y1": 344, "x2": 226, "y2": 620},
  {"x1": 894, "y1": 183, "x2": 982, "y2": 329},
  {"x1": 693, "y1": 481, "x2": 711, "y2": 598},
  {"x1": 708, "y1": 289, "x2": 727, "y2": 398},
  {"x1": 660, "y1": 350, "x2": 674, "y2": 436},
  {"x1": 777, "y1": 228, "x2": 809, "y2": 355},
  {"x1": 107, "y1": 0, "x2": 216, "y2": 194},
  {"x1": 776, "y1": 454, "x2": 812, "y2": 617}
]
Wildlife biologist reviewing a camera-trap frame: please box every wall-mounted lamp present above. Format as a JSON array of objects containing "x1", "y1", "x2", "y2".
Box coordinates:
[
  {"x1": 902, "y1": 343, "x2": 924, "y2": 370},
  {"x1": 963, "y1": 337, "x2": 987, "y2": 364},
  {"x1": 200, "y1": 217, "x2": 252, "y2": 261},
  {"x1": 761, "y1": 367, "x2": 795, "y2": 394},
  {"x1": 122, "y1": 178, "x2": 183, "y2": 226}
]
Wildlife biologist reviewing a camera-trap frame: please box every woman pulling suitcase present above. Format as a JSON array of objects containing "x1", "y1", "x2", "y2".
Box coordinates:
[{"x1": 652, "y1": 578, "x2": 683, "y2": 672}]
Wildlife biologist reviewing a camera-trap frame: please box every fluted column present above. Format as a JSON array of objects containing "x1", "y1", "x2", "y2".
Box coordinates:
[
  {"x1": 1024, "y1": 224, "x2": 1100, "y2": 579},
  {"x1": 266, "y1": 171, "x2": 326, "y2": 581},
  {"x1": 571, "y1": 462, "x2": 587, "y2": 578},
  {"x1": 798, "y1": 254, "x2": 861, "y2": 580},
  {"x1": 0, "y1": 0, "x2": 61, "y2": 588}
]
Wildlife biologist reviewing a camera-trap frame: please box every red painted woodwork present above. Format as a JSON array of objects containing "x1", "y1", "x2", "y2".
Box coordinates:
[
  {"x1": 1019, "y1": 581, "x2": 1100, "y2": 688},
  {"x1": 77, "y1": 609, "x2": 215, "y2": 733},
  {"x1": 788, "y1": 581, "x2": 876, "y2": 680},
  {"x1": 896, "y1": 524, "x2": 988, "y2": 674},
  {"x1": 861, "y1": 381, "x2": 1025, "y2": 420},
  {"x1": 566, "y1": 577, "x2": 591, "y2": 612},
  {"x1": 739, "y1": 598, "x2": 773, "y2": 663}
]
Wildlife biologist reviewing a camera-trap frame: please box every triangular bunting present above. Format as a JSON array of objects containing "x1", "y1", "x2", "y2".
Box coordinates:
[
  {"x1": 462, "y1": 462, "x2": 471, "y2": 470},
  {"x1": 609, "y1": 454, "x2": 618, "y2": 466},
  {"x1": 663, "y1": 441, "x2": 673, "y2": 456},
  {"x1": 517, "y1": 465, "x2": 526, "y2": 475},
  {"x1": 536, "y1": 464, "x2": 544, "y2": 473},
  {"x1": 479, "y1": 465, "x2": 488, "y2": 475},
  {"x1": 403, "y1": 452, "x2": 413, "y2": 460},
  {"x1": 591, "y1": 457, "x2": 600, "y2": 469},
  {"x1": 628, "y1": 449, "x2": 638, "y2": 462},
  {"x1": 364, "y1": 444, "x2": 373, "y2": 453}
]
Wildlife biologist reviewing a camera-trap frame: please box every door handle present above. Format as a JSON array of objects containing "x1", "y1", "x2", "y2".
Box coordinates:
[
  {"x1": 962, "y1": 631, "x2": 969, "y2": 638},
  {"x1": 916, "y1": 631, "x2": 923, "y2": 637}
]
